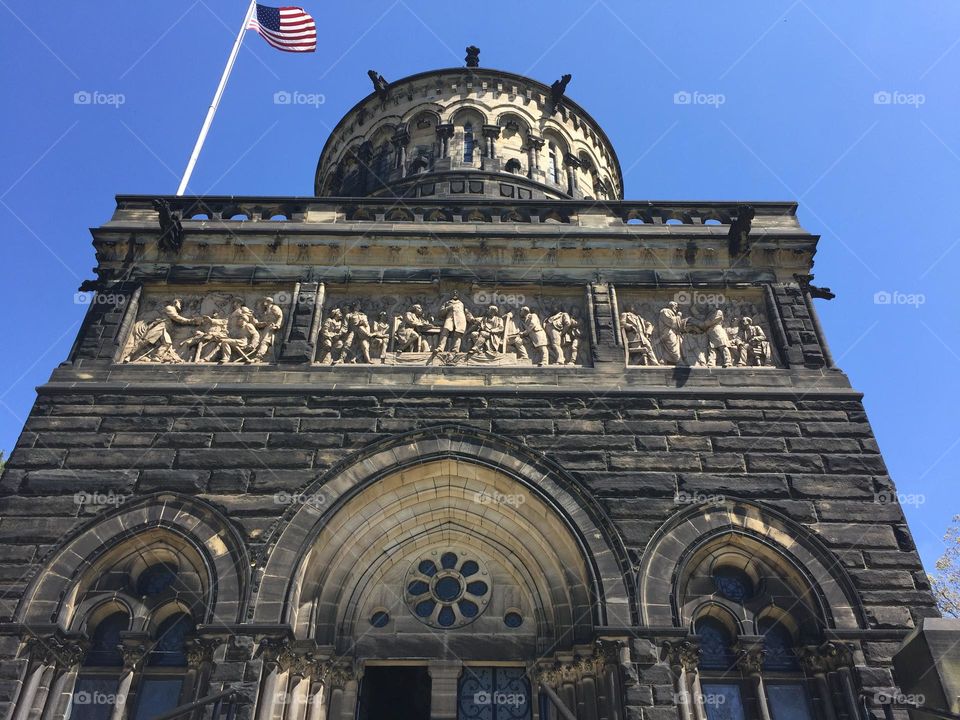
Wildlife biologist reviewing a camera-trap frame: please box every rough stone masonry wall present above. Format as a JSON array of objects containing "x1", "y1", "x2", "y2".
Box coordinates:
[{"x1": 0, "y1": 389, "x2": 936, "y2": 640}]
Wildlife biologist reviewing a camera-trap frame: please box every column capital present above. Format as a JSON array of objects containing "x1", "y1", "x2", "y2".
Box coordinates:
[
  {"x1": 733, "y1": 638, "x2": 766, "y2": 676},
  {"x1": 797, "y1": 641, "x2": 855, "y2": 674},
  {"x1": 661, "y1": 638, "x2": 702, "y2": 672},
  {"x1": 185, "y1": 636, "x2": 223, "y2": 668},
  {"x1": 527, "y1": 135, "x2": 545, "y2": 150},
  {"x1": 481, "y1": 124, "x2": 502, "y2": 139},
  {"x1": 436, "y1": 123, "x2": 455, "y2": 139}
]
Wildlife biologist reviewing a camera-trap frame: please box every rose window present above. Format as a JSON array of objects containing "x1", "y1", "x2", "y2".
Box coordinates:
[{"x1": 405, "y1": 550, "x2": 491, "y2": 628}]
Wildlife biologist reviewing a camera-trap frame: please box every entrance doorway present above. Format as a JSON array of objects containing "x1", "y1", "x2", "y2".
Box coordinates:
[{"x1": 357, "y1": 666, "x2": 431, "y2": 720}]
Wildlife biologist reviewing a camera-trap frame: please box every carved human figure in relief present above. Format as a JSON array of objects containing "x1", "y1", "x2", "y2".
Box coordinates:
[
  {"x1": 620, "y1": 305, "x2": 659, "y2": 366},
  {"x1": 370, "y1": 311, "x2": 390, "y2": 362},
  {"x1": 518, "y1": 306, "x2": 549, "y2": 366},
  {"x1": 343, "y1": 302, "x2": 374, "y2": 364},
  {"x1": 122, "y1": 298, "x2": 201, "y2": 363},
  {"x1": 468, "y1": 306, "x2": 505, "y2": 354},
  {"x1": 545, "y1": 310, "x2": 579, "y2": 365},
  {"x1": 253, "y1": 296, "x2": 284, "y2": 361},
  {"x1": 216, "y1": 308, "x2": 260, "y2": 363},
  {"x1": 396, "y1": 304, "x2": 434, "y2": 352},
  {"x1": 438, "y1": 291, "x2": 469, "y2": 352},
  {"x1": 700, "y1": 303, "x2": 733, "y2": 368},
  {"x1": 733, "y1": 316, "x2": 770, "y2": 366},
  {"x1": 317, "y1": 308, "x2": 346, "y2": 364},
  {"x1": 657, "y1": 301, "x2": 688, "y2": 365}
]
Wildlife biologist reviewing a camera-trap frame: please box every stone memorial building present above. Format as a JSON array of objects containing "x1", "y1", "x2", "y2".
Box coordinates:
[{"x1": 1, "y1": 50, "x2": 955, "y2": 720}]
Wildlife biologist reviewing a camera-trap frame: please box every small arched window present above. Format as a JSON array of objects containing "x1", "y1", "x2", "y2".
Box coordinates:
[
  {"x1": 759, "y1": 618, "x2": 800, "y2": 671},
  {"x1": 463, "y1": 123, "x2": 474, "y2": 163},
  {"x1": 695, "y1": 616, "x2": 736, "y2": 671},
  {"x1": 130, "y1": 613, "x2": 195, "y2": 720},
  {"x1": 72, "y1": 611, "x2": 130, "y2": 720}
]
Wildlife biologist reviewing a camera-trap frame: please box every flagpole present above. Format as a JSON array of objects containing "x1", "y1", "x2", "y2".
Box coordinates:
[{"x1": 176, "y1": 0, "x2": 257, "y2": 196}]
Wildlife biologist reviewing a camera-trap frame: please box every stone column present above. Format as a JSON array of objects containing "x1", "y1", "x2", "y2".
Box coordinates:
[
  {"x1": 322, "y1": 664, "x2": 356, "y2": 720},
  {"x1": 182, "y1": 637, "x2": 221, "y2": 714},
  {"x1": 663, "y1": 639, "x2": 702, "y2": 720},
  {"x1": 40, "y1": 637, "x2": 87, "y2": 720},
  {"x1": 392, "y1": 128, "x2": 410, "y2": 178},
  {"x1": 735, "y1": 639, "x2": 770, "y2": 720},
  {"x1": 563, "y1": 153, "x2": 581, "y2": 196},
  {"x1": 436, "y1": 124, "x2": 454, "y2": 158},
  {"x1": 481, "y1": 124, "x2": 501, "y2": 162},
  {"x1": 428, "y1": 661, "x2": 461, "y2": 720},
  {"x1": 110, "y1": 639, "x2": 147, "y2": 720},
  {"x1": 527, "y1": 136, "x2": 544, "y2": 180},
  {"x1": 253, "y1": 638, "x2": 294, "y2": 720}
]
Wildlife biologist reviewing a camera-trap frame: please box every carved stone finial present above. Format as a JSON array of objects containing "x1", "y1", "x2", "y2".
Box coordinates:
[
  {"x1": 367, "y1": 70, "x2": 389, "y2": 99},
  {"x1": 550, "y1": 74, "x2": 572, "y2": 114},
  {"x1": 728, "y1": 204, "x2": 755, "y2": 256},
  {"x1": 153, "y1": 199, "x2": 183, "y2": 253},
  {"x1": 465, "y1": 45, "x2": 480, "y2": 67}
]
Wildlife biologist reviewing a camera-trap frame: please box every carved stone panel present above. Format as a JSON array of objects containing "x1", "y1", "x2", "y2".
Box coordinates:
[
  {"x1": 616, "y1": 288, "x2": 779, "y2": 368},
  {"x1": 119, "y1": 287, "x2": 291, "y2": 364},
  {"x1": 314, "y1": 283, "x2": 589, "y2": 367}
]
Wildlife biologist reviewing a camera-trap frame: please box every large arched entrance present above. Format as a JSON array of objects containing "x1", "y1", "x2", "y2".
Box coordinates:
[{"x1": 255, "y1": 429, "x2": 634, "y2": 720}]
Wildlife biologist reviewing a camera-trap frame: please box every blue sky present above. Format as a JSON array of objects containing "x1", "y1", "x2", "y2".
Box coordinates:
[{"x1": 0, "y1": 1, "x2": 957, "y2": 572}]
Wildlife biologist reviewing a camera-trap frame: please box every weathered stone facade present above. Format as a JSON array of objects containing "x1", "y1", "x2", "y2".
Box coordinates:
[{"x1": 0, "y1": 56, "x2": 946, "y2": 720}]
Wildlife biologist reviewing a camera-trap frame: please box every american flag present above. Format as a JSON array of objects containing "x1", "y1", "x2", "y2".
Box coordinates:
[{"x1": 246, "y1": 4, "x2": 317, "y2": 53}]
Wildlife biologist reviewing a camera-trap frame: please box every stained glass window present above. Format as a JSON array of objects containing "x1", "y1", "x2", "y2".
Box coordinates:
[
  {"x1": 759, "y1": 619, "x2": 800, "y2": 671},
  {"x1": 136, "y1": 564, "x2": 177, "y2": 596},
  {"x1": 700, "y1": 683, "x2": 746, "y2": 720},
  {"x1": 712, "y1": 567, "x2": 754, "y2": 603},
  {"x1": 767, "y1": 684, "x2": 814, "y2": 720},
  {"x1": 148, "y1": 613, "x2": 193, "y2": 667},
  {"x1": 696, "y1": 617, "x2": 735, "y2": 671},
  {"x1": 463, "y1": 124, "x2": 475, "y2": 163},
  {"x1": 84, "y1": 612, "x2": 128, "y2": 667}
]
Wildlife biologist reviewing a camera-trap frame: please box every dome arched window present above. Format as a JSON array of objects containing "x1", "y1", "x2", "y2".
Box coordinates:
[{"x1": 463, "y1": 123, "x2": 475, "y2": 163}]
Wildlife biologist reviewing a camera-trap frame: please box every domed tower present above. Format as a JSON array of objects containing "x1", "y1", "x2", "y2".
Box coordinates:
[{"x1": 315, "y1": 51, "x2": 623, "y2": 201}]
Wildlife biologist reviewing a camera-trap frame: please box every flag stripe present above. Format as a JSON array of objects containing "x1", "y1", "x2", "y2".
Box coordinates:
[{"x1": 246, "y1": 3, "x2": 317, "y2": 53}]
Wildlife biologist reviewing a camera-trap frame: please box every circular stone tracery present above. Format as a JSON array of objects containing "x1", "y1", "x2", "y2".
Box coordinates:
[{"x1": 405, "y1": 550, "x2": 491, "y2": 628}]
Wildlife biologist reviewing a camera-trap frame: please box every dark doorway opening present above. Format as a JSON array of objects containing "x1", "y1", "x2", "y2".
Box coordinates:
[{"x1": 357, "y1": 666, "x2": 431, "y2": 720}]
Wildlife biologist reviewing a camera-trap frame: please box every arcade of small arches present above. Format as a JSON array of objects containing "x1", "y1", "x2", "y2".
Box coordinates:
[
  {"x1": 316, "y1": 105, "x2": 620, "y2": 202},
  {"x1": 6, "y1": 434, "x2": 867, "y2": 720}
]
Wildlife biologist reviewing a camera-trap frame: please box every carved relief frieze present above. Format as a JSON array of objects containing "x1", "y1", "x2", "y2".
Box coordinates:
[
  {"x1": 617, "y1": 288, "x2": 778, "y2": 368},
  {"x1": 120, "y1": 289, "x2": 289, "y2": 364},
  {"x1": 314, "y1": 284, "x2": 588, "y2": 367}
]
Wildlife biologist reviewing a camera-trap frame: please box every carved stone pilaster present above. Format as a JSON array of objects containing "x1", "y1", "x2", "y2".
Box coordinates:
[{"x1": 279, "y1": 282, "x2": 322, "y2": 363}]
